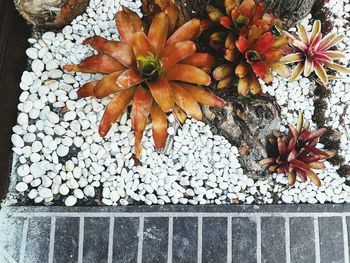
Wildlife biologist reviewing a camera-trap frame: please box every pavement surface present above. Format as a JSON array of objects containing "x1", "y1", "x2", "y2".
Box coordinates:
[{"x1": 0, "y1": 204, "x2": 349, "y2": 263}]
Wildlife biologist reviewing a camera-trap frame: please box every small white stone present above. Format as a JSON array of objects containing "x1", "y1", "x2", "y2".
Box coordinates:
[
  {"x1": 39, "y1": 188, "x2": 53, "y2": 198},
  {"x1": 73, "y1": 189, "x2": 84, "y2": 199},
  {"x1": 64, "y1": 111, "x2": 77, "y2": 121},
  {"x1": 17, "y1": 164, "x2": 30, "y2": 177},
  {"x1": 11, "y1": 134, "x2": 24, "y2": 148},
  {"x1": 65, "y1": 196, "x2": 77, "y2": 206},
  {"x1": 66, "y1": 178, "x2": 79, "y2": 189},
  {"x1": 59, "y1": 184, "x2": 70, "y2": 195},
  {"x1": 26, "y1": 48, "x2": 38, "y2": 59},
  {"x1": 15, "y1": 182, "x2": 28, "y2": 192},
  {"x1": 31, "y1": 141, "x2": 43, "y2": 153},
  {"x1": 83, "y1": 185, "x2": 95, "y2": 197},
  {"x1": 17, "y1": 113, "x2": 29, "y2": 126},
  {"x1": 31, "y1": 59, "x2": 44, "y2": 72},
  {"x1": 57, "y1": 145, "x2": 69, "y2": 157},
  {"x1": 28, "y1": 189, "x2": 38, "y2": 199},
  {"x1": 47, "y1": 112, "x2": 60, "y2": 124},
  {"x1": 48, "y1": 69, "x2": 63, "y2": 79}
]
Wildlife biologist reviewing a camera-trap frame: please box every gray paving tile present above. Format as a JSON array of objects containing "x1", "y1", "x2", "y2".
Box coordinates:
[
  {"x1": 202, "y1": 217, "x2": 227, "y2": 263},
  {"x1": 290, "y1": 217, "x2": 316, "y2": 263},
  {"x1": 54, "y1": 217, "x2": 79, "y2": 263},
  {"x1": 113, "y1": 217, "x2": 139, "y2": 263},
  {"x1": 24, "y1": 217, "x2": 51, "y2": 263},
  {"x1": 172, "y1": 217, "x2": 198, "y2": 263},
  {"x1": 142, "y1": 217, "x2": 169, "y2": 263},
  {"x1": 0, "y1": 215, "x2": 24, "y2": 262},
  {"x1": 319, "y1": 217, "x2": 344, "y2": 263},
  {"x1": 261, "y1": 217, "x2": 286, "y2": 263},
  {"x1": 3, "y1": 205, "x2": 350, "y2": 263},
  {"x1": 346, "y1": 217, "x2": 350, "y2": 261},
  {"x1": 83, "y1": 217, "x2": 110, "y2": 263},
  {"x1": 231, "y1": 217, "x2": 257, "y2": 263}
]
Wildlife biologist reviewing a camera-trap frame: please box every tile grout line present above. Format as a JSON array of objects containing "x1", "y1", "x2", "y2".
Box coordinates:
[
  {"x1": 77, "y1": 217, "x2": 84, "y2": 263},
  {"x1": 48, "y1": 216, "x2": 56, "y2": 263},
  {"x1": 227, "y1": 216, "x2": 232, "y2": 263},
  {"x1": 137, "y1": 216, "x2": 144, "y2": 263},
  {"x1": 107, "y1": 216, "x2": 115, "y2": 263},
  {"x1": 314, "y1": 217, "x2": 320, "y2": 263},
  {"x1": 19, "y1": 218, "x2": 28, "y2": 263},
  {"x1": 13, "y1": 212, "x2": 350, "y2": 218},
  {"x1": 197, "y1": 216, "x2": 203, "y2": 263},
  {"x1": 256, "y1": 217, "x2": 261, "y2": 263},
  {"x1": 343, "y1": 216, "x2": 349, "y2": 263},
  {"x1": 167, "y1": 217, "x2": 173, "y2": 263},
  {"x1": 285, "y1": 217, "x2": 290, "y2": 263}
]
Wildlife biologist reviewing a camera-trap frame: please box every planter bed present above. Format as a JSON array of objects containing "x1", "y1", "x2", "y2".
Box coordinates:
[{"x1": 4, "y1": 0, "x2": 350, "y2": 208}]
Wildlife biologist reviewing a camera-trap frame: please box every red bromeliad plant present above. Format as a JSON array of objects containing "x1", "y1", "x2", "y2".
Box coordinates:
[
  {"x1": 206, "y1": 0, "x2": 290, "y2": 96},
  {"x1": 281, "y1": 20, "x2": 350, "y2": 86},
  {"x1": 64, "y1": 6, "x2": 225, "y2": 159},
  {"x1": 259, "y1": 112, "x2": 335, "y2": 186}
]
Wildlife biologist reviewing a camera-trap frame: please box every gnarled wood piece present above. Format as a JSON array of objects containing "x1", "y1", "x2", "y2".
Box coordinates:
[
  {"x1": 264, "y1": 0, "x2": 316, "y2": 28},
  {"x1": 202, "y1": 95, "x2": 281, "y2": 174},
  {"x1": 14, "y1": 0, "x2": 89, "y2": 29}
]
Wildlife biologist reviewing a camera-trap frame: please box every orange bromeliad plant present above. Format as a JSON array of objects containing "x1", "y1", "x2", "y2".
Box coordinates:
[
  {"x1": 207, "y1": 0, "x2": 290, "y2": 96},
  {"x1": 64, "y1": 6, "x2": 225, "y2": 159}
]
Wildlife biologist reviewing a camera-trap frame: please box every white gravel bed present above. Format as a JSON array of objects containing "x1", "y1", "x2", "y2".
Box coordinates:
[{"x1": 7, "y1": 0, "x2": 350, "y2": 206}]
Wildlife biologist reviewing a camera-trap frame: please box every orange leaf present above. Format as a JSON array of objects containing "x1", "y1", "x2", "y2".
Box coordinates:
[
  {"x1": 179, "y1": 83, "x2": 225, "y2": 108},
  {"x1": 166, "y1": 19, "x2": 201, "y2": 46},
  {"x1": 164, "y1": 4, "x2": 179, "y2": 33},
  {"x1": 115, "y1": 9, "x2": 136, "y2": 45},
  {"x1": 116, "y1": 69, "x2": 144, "y2": 89},
  {"x1": 254, "y1": 32, "x2": 275, "y2": 54},
  {"x1": 235, "y1": 62, "x2": 249, "y2": 78},
  {"x1": 151, "y1": 102, "x2": 168, "y2": 149},
  {"x1": 250, "y1": 74, "x2": 262, "y2": 95},
  {"x1": 122, "y1": 6, "x2": 143, "y2": 32},
  {"x1": 93, "y1": 71, "x2": 124, "y2": 99},
  {"x1": 77, "y1": 80, "x2": 99, "y2": 98},
  {"x1": 148, "y1": 12, "x2": 169, "y2": 52},
  {"x1": 160, "y1": 41, "x2": 196, "y2": 70},
  {"x1": 235, "y1": 37, "x2": 249, "y2": 53},
  {"x1": 213, "y1": 64, "x2": 234, "y2": 81},
  {"x1": 218, "y1": 77, "x2": 233, "y2": 89},
  {"x1": 238, "y1": 76, "x2": 250, "y2": 96},
  {"x1": 64, "y1": 54, "x2": 125, "y2": 74},
  {"x1": 131, "y1": 86, "x2": 153, "y2": 159},
  {"x1": 167, "y1": 64, "x2": 211, "y2": 86},
  {"x1": 147, "y1": 77, "x2": 174, "y2": 112},
  {"x1": 180, "y1": 53, "x2": 216, "y2": 68},
  {"x1": 251, "y1": 61, "x2": 269, "y2": 78},
  {"x1": 172, "y1": 104, "x2": 187, "y2": 123},
  {"x1": 83, "y1": 36, "x2": 135, "y2": 67},
  {"x1": 238, "y1": 0, "x2": 256, "y2": 18},
  {"x1": 133, "y1": 32, "x2": 153, "y2": 58},
  {"x1": 170, "y1": 82, "x2": 203, "y2": 120},
  {"x1": 99, "y1": 87, "x2": 136, "y2": 137}
]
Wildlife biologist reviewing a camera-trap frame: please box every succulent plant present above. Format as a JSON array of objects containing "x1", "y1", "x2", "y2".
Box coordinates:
[
  {"x1": 206, "y1": 0, "x2": 289, "y2": 96},
  {"x1": 281, "y1": 20, "x2": 350, "y2": 86},
  {"x1": 260, "y1": 112, "x2": 335, "y2": 186},
  {"x1": 64, "y1": 6, "x2": 225, "y2": 159}
]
